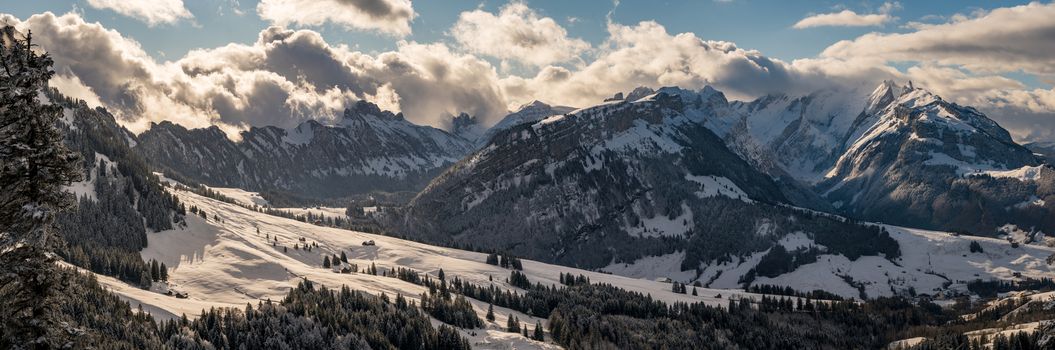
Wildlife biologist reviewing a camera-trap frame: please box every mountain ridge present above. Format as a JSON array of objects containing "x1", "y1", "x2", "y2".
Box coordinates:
[{"x1": 135, "y1": 100, "x2": 476, "y2": 199}]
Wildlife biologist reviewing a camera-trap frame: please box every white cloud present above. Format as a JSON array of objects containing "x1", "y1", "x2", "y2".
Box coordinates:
[
  {"x1": 977, "y1": 88, "x2": 1055, "y2": 142},
  {"x1": 7, "y1": 3, "x2": 1055, "y2": 143},
  {"x1": 86, "y1": 0, "x2": 192, "y2": 26},
  {"x1": 7, "y1": 12, "x2": 505, "y2": 135},
  {"x1": 49, "y1": 73, "x2": 104, "y2": 108},
  {"x1": 256, "y1": 0, "x2": 415, "y2": 36},
  {"x1": 501, "y1": 21, "x2": 837, "y2": 109},
  {"x1": 793, "y1": 10, "x2": 892, "y2": 28},
  {"x1": 821, "y1": 2, "x2": 1055, "y2": 76},
  {"x1": 793, "y1": 2, "x2": 899, "y2": 29},
  {"x1": 451, "y1": 2, "x2": 590, "y2": 67}
]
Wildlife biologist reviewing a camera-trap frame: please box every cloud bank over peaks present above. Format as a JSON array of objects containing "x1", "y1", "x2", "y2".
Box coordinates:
[
  {"x1": 500, "y1": 20, "x2": 882, "y2": 109},
  {"x1": 5, "y1": 1, "x2": 1054, "y2": 144},
  {"x1": 6, "y1": 11, "x2": 508, "y2": 136}
]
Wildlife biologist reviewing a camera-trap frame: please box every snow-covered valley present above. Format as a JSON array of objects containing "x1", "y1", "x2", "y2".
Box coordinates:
[
  {"x1": 87, "y1": 184, "x2": 773, "y2": 348},
  {"x1": 75, "y1": 179, "x2": 1055, "y2": 350}
]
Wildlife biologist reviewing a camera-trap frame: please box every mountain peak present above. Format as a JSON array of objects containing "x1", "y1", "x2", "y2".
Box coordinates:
[
  {"x1": 350, "y1": 99, "x2": 382, "y2": 115},
  {"x1": 625, "y1": 86, "x2": 656, "y2": 102},
  {"x1": 867, "y1": 80, "x2": 908, "y2": 113},
  {"x1": 340, "y1": 100, "x2": 405, "y2": 129},
  {"x1": 451, "y1": 112, "x2": 478, "y2": 129},
  {"x1": 515, "y1": 100, "x2": 551, "y2": 112},
  {"x1": 865, "y1": 79, "x2": 948, "y2": 114},
  {"x1": 450, "y1": 112, "x2": 485, "y2": 142}
]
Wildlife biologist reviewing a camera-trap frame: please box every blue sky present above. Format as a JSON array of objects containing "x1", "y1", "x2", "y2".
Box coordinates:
[
  {"x1": 4, "y1": 0, "x2": 1036, "y2": 75},
  {"x1": 3, "y1": 0, "x2": 1054, "y2": 142}
]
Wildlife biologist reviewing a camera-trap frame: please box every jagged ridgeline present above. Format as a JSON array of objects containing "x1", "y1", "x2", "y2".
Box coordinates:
[
  {"x1": 47, "y1": 88, "x2": 185, "y2": 287},
  {"x1": 708, "y1": 81, "x2": 1055, "y2": 237},
  {"x1": 393, "y1": 90, "x2": 899, "y2": 270},
  {"x1": 135, "y1": 100, "x2": 476, "y2": 199}
]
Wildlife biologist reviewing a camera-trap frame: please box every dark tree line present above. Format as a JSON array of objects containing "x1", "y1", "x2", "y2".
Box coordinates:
[
  {"x1": 485, "y1": 251, "x2": 523, "y2": 270},
  {"x1": 967, "y1": 278, "x2": 1055, "y2": 298},
  {"x1": 158, "y1": 280, "x2": 471, "y2": 349},
  {"x1": 509, "y1": 270, "x2": 532, "y2": 289},
  {"x1": 746, "y1": 284, "x2": 844, "y2": 301},
  {"x1": 46, "y1": 268, "x2": 474, "y2": 349}
]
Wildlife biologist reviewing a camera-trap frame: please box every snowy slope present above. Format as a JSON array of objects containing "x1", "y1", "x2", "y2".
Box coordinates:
[
  {"x1": 206, "y1": 186, "x2": 270, "y2": 207},
  {"x1": 83, "y1": 185, "x2": 774, "y2": 349},
  {"x1": 64, "y1": 152, "x2": 117, "y2": 201},
  {"x1": 888, "y1": 291, "x2": 1055, "y2": 348},
  {"x1": 710, "y1": 85, "x2": 873, "y2": 182},
  {"x1": 608, "y1": 223, "x2": 1055, "y2": 300}
]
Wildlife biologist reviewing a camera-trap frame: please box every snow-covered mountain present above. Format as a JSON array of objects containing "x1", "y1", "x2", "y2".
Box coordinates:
[
  {"x1": 814, "y1": 83, "x2": 1052, "y2": 234},
  {"x1": 135, "y1": 100, "x2": 476, "y2": 199},
  {"x1": 476, "y1": 100, "x2": 575, "y2": 147},
  {"x1": 392, "y1": 89, "x2": 900, "y2": 274},
  {"x1": 702, "y1": 81, "x2": 1054, "y2": 235},
  {"x1": 449, "y1": 112, "x2": 487, "y2": 145}
]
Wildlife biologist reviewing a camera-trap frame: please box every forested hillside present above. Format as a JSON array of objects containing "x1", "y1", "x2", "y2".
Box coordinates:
[{"x1": 48, "y1": 89, "x2": 185, "y2": 288}]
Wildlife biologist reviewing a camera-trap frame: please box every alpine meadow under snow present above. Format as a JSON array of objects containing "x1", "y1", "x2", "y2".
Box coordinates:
[{"x1": 4, "y1": 1, "x2": 1055, "y2": 349}]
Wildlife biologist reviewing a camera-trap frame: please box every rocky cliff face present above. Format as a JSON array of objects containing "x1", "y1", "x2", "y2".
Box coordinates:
[{"x1": 136, "y1": 101, "x2": 475, "y2": 198}]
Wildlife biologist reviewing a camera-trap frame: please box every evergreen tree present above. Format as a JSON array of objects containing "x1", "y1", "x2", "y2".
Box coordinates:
[
  {"x1": 507, "y1": 316, "x2": 520, "y2": 333},
  {"x1": 0, "y1": 27, "x2": 83, "y2": 348},
  {"x1": 340, "y1": 251, "x2": 348, "y2": 263},
  {"x1": 509, "y1": 270, "x2": 531, "y2": 289},
  {"x1": 486, "y1": 303, "x2": 495, "y2": 322},
  {"x1": 323, "y1": 256, "x2": 331, "y2": 268},
  {"x1": 160, "y1": 262, "x2": 168, "y2": 281},
  {"x1": 533, "y1": 321, "x2": 544, "y2": 341},
  {"x1": 150, "y1": 259, "x2": 160, "y2": 281},
  {"x1": 970, "y1": 241, "x2": 984, "y2": 253}
]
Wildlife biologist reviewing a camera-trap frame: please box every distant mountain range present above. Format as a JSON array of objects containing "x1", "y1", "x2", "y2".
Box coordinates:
[
  {"x1": 135, "y1": 101, "x2": 476, "y2": 198},
  {"x1": 46, "y1": 76, "x2": 1042, "y2": 264}
]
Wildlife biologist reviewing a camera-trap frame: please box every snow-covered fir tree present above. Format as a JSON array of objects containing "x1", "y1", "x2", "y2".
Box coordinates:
[{"x1": 0, "y1": 26, "x2": 82, "y2": 348}]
